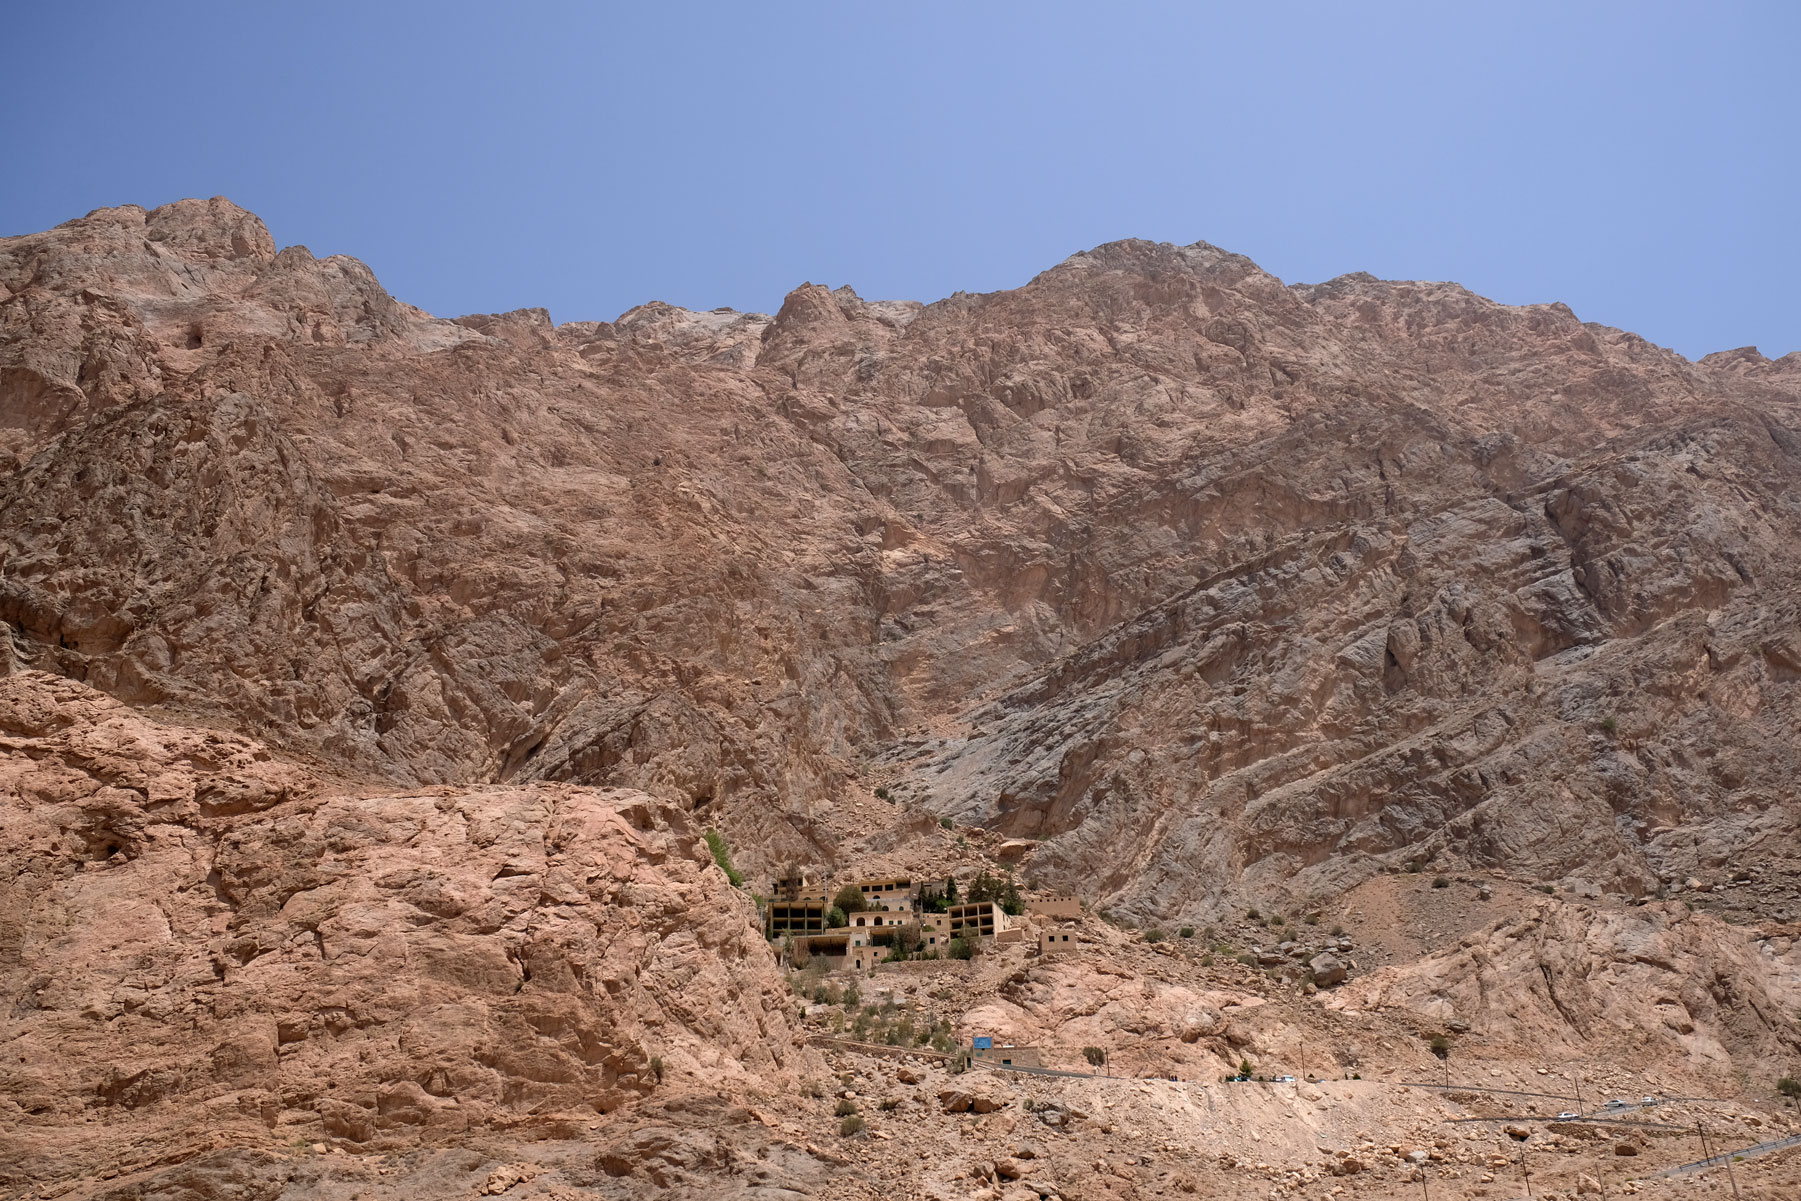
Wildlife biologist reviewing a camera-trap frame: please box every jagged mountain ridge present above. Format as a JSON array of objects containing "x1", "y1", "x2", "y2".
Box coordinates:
[{"x1": 3, "y1": 197, "x2": 1800, "y2": 920}]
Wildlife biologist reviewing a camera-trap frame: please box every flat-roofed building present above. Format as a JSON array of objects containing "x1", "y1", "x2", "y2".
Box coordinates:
[
  {"x1": 946, "y1": 900, "x2": 1007, "y2": 941},
  {"x1": 1038, "y1": 925, "x2": 1078, "y2": 955},
  {"x1": 789, "y1": 931, "x2": 849, "y2": 965},
  {"x1": 766, "y1": 899, "x2": 828, "y2": 938},
  {"x1": 771, "y1": 872, "x2": 826, "y2": 902},
  {"x1": 972, "y1": 1043, "x2": 1043, "y2": 1068},
  {"x1": 848, "y1": 910, "x2": 905, "y2": 930},
  {"x1": 1027, "y1": 895, "x2": 1082, "y2": 919},
  {"x1": 854, "y1": 877, "x2": 916, "y2": 912}
]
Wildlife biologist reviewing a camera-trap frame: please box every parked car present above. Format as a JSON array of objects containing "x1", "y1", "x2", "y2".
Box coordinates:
[
  {"x1": 1642, "y1": 1096, "x2": 1657, "y2": 1104},
  {"x1": 1273, "y1": 1075, "x2": 1296, "y2": 1083},
  {"x1": 1557, "y1": 1111, "x2": 1579, "y2": 1120}
]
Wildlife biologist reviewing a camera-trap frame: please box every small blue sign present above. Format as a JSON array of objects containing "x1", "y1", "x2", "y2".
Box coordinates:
[{"x1": 972, "y1": 1036, "x2": 992, "y2": 1050}]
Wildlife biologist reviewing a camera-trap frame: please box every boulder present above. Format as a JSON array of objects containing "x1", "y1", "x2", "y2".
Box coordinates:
[{"x1": 1309, "y1": 952, "x2": 1348, "y2": 987}]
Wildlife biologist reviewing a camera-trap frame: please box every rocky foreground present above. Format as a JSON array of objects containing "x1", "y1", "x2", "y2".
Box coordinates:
[{"x1": 2, "y1": 198, "x2": 1800, "y2": 1198}]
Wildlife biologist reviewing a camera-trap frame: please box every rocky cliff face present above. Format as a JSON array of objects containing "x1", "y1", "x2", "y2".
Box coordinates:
[
  {"x1": 5, "y1": 198, "x2": 1798, "y2": 923},
  {"x1": 0, "y1": 669, "x2": 807, "y2": 1192},
  {"x1": 6, "y1": 196, "x2": 1801, "y2": 1199}
]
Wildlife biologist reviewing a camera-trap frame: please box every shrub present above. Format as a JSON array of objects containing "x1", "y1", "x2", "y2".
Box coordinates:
[
  {"x1": 839, "y1": 1114, "x2": 865, "y2": 1137},
  {"x1": 891, "y1": 923, "x2": 923, "y2": 956},
  {"x1": 834, "y1": 1098, "x2": 858, "y2": 1116},
  {"x1": 649, "y1": 1056, "x2": 665, "y2": 1082},
  {"x1": 1537, "y1": 884, "x2": 1556, "y2": 895},
  {"x1": 1145, "y1": 927, "x2": 1165, "y2": 943},
  {"x1": 1200, "y1": 953, "x2": 1214, "y2": 967},
  {"x1": 1429, "y1": 1034, "x2": 1452, "y2": 1059},
  {"x1": 874, "y1": 786, "x2": 890, "y2": 800},
  {"x1": 946, "y1": 936, "x2": 976, "y2": 961},
  {"x1": 1239, "y1": 1059, "x2": 1254, "y2": 1077},
  {"x1": 1777, "y1": 1076, "x2": 1801, "y2": 1098},
  {"x1": 840, "y1": 982, "x2": 860, "y2": 1009},
  {"x1": 703, "y1": 829, "x2": 744, "y2": 888},
  {"x1": 940, "y1": 815, "x2": 953, "y2": 829},
  {"x1": 1179, "y1": 926, "x2": 1195, "y2": 939},
  {"x1": 1305, "y1": 912, "x2": 1321, "y2": 925},
  {"x1": 879, "y1": 1097, "x2": 900, "y2": 1111},
  {"x1": 1245, "y1": 907, "x2": 1261, "y2": 921},
  {"x1": 1433, "y1": 876, "x2": 1450, "y2": 889},
  {"x1": 1271, "y1": 914, "x2": 1284, "y2": 927},
  {"x1": 1330, "y1": 924, "x2": 1345, "y2": 937},
  {"x1": 1083, "y1": 1046, "x2": 1108, "y2": 1068},
  {"x1": 1600, "y1": 715, "x2": 1618, "y2": 733},
  {"x1": 1235, "y1": 953, "x2": 1257, "y2": 967}
]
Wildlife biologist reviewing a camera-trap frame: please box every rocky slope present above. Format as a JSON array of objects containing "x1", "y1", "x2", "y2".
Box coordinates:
[{"x1": 0, "y1": 669, "x2": 810, "y2": 1195}]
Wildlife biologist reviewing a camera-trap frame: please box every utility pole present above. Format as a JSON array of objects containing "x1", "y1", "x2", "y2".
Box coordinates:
[
  {"x1": 1721, "y1": 1131, "x2": 1743, "y2": 1200},
  {"x1": 1418, "y1": 1159, "x2": 1430, "y2": 1201},
  {"x1": 1697, "y1": 1119, "x2": 1740, "y2": 1198},
  {"x1": 1572, "y1": 1072, "x2": 1584, "y2": 1117},
  {"x1": 1518, "y1": 1143, "x2": 1534, "y2": 1198}
]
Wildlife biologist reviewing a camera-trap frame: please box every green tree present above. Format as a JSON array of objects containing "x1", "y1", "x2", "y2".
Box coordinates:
[
  {"x1": 1083, "y1": 1046, "x2": 1107, "y2": 1069},
  {"x1": 832, "y1": 884, "x2": 869, "y2": 914},
  {"x1": 703, "y1": 829, "x2": 744, "y2": 888},
  {"x1": 825, "y1": 906, "x2": 847, "y2": 928},
  {"x1": 997, "y1": 872, "x2": 1025, "y2": 916}
]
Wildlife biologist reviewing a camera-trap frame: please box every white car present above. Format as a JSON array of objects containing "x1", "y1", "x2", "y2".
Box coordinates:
[
  {"x1": 1642, "y1": 1096, "x2": 1657, "y2": 1104},
  {"x1": 1604, "y1": 1099, "x2": 1629, "y2": 1108},
  {"x1": 1557, "y1": 1111, "x2": 1579, "y2": 1120}
]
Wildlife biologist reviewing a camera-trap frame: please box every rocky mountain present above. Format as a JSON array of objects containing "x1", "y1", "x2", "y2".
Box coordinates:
[
  {"x1": 4, "y1": 197, "x2": 1799, "y2": 917},
  {"x1": 4, "y1": 197, "x2": 1801, "y2": 1198}
]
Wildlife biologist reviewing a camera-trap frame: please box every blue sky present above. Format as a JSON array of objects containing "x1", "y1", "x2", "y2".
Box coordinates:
[{"x1": 6, "y1": 2, "x2": 1796, "y2": 359}]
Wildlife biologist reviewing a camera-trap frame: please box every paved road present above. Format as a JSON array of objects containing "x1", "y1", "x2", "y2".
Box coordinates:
[{"x1": 1649, "y1": 1130, "x2": 1801, "y2": 1177}]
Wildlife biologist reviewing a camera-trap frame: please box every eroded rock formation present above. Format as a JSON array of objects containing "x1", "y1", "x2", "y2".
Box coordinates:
[{"x1": 5, "y1": 197, "x2": 1801, "y2": 1197}]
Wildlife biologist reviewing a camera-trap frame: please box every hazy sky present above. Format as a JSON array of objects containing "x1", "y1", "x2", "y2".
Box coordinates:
[{"x1": 7, "y1": 2, "x2": 1796, "y2": 359}]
